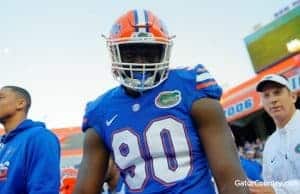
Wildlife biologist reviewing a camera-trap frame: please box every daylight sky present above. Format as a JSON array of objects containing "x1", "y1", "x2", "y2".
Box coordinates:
[{"x1": 0, "y1": 0, "x2": 296, "y2": 128}]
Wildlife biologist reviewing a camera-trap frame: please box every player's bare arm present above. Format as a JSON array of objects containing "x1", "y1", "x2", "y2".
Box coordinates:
[
  {"x1": 105, "y1": 155, "x2": 120, "y2": 192},
  {"x1": 191, "y1": 98, "x2": 250, "y2": 194},
  {"x1": 73, "y1": 128, "x2": 109, "y2": 194}
]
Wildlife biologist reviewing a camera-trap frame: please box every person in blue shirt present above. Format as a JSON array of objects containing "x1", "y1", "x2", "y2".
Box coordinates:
[
  {"x1": 240, "y1": 155, "x2": 263, "y2": 181},
  {"x1": 74, "y1": 9, "x2": 249, "y2": 194},
  {"x1": 0, "y1": 86, "x2": 60, "y2": 194}
]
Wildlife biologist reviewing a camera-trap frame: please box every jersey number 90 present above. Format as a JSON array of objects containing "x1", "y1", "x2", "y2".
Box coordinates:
[{"x1": 112, "y1": 117, "x2": 192, "y2": 191}]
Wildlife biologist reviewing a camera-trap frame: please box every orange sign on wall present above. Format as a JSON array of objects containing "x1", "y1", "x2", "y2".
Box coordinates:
[{"x1": 221, "y1": 53, "x2": 300, "y2": 122}]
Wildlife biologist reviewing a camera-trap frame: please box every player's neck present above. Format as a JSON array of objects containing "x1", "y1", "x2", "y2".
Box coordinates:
[{"x1": 123, "y1": 87, "x2": 142, "y2": 98}]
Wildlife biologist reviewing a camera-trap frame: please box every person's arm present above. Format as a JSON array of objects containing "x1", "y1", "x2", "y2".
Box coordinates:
[
  {"x1": 105, "y1": 157, "x2": 120, "y2": 192},
  {"x1": 26, "y1": 131, "x2": 60, "y2": 194},
  {"x1": 191, "y1": 98, "x2": 249, "y2": 194},
  {"x1": 73, "y1": 128, "x2": 109, "y2": 194}
]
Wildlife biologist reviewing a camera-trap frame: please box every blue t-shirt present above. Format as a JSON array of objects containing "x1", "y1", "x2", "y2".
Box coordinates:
[
  {"x1": 0, "y1": 119, "x2": 61, "y2": 194},
  {"x1": 83, "y1": 64, "x2": 222, "y2": 194},
  {"x1": 240, "y1": 156, "x2": 263, "y2": 181}
]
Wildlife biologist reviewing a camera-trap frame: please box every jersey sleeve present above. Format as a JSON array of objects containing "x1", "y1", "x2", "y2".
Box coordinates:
[
  {"x1": 81, "y1": 97, "x2": 106, "y2": 140},
  {"x1": 178, "y1": 64, "x2": 223, "y2": 110}
]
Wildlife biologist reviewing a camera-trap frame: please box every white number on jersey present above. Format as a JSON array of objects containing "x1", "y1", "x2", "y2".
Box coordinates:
[{"x1": 112, "y1": 117, "x2": 192, "y2": 191}]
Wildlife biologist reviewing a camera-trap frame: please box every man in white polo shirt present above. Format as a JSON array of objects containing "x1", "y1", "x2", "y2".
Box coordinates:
[{"x1": 249, "y1": 74, "x2": 300, "y2": 194}]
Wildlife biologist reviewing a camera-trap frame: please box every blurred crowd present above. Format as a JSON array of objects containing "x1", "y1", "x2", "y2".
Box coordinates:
[{"x1": 238, "y1": 138, "x2": 265, "y2": 164}]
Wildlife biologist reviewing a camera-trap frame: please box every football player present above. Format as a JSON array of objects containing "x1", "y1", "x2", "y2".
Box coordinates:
[{"x1": 74, "y1": 9, "x2": 249, "y2": 194}]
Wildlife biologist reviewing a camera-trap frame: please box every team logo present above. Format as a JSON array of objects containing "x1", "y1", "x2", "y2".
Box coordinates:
[
  {"x1": 136, "y1": 32, "x2": 150, "y2": 37},
  {"x1": 155, "y1": 90, "x2": 181, "y2": 109},
  {"x1": 110, "y1": 23, "x2": 121, "y2": 35},
  {"x1": 295, "y1": 144, "x2": 300, "y2": 154}
]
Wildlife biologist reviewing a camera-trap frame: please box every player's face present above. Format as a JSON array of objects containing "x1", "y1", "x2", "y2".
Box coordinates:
[
  {"x1": 120, "y1": 43, "x2": 164, "y2": 64},
  {"x1": 260, "y1": 83, "x2": 296, "y2": 122},
  {"x1": 0, "y1": 88, "x2": 19, "y2": 122},
  {"x1": 119, "y1": 43, "x2": 165, "y2": 90}
]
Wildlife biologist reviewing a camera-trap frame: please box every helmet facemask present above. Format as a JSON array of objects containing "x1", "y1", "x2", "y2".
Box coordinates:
[{"x1": 109, "y1": 39, "x2": 172, "y2": 91}]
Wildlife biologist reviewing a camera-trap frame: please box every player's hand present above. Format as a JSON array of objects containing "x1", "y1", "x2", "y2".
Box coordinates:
[{"x1": 249, "y1": 182, "x2": 275, "y2": 194}]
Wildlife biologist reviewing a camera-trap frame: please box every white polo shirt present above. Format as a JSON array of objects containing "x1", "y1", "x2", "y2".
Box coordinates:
[{"x1": 263, "y1": 109, "x2": 300, "y2": 194}]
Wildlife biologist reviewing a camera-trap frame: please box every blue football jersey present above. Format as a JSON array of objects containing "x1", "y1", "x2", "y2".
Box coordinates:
[{"x1": 83, "y1": 64, "x2": 222, "y2": 194}]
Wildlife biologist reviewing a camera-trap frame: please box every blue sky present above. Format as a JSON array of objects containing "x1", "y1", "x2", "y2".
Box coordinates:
[{"x1": 0, "y1": 0, "x2": 296, "y2": 128}]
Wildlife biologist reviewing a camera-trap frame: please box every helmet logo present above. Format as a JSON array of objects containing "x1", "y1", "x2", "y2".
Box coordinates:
[
  {"x1": 155, "y1": 90, "x2": 181, "y2": 109},
  {"x1": 136, "y1": 32, "x2": 151, "y2": 37},
  {"x1": 110, "y1": 23, "x2": 121, "y2": 35}
]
